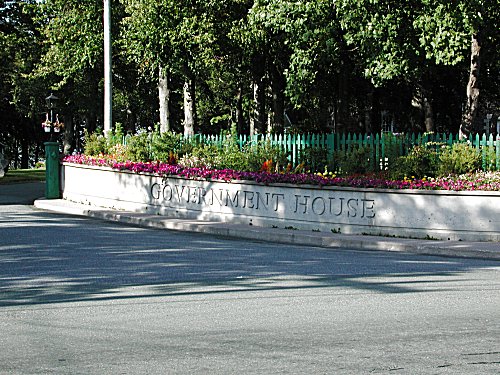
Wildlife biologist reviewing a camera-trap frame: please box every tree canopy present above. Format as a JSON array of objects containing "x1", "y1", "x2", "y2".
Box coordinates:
[{"x1": 1, "y1": 0, "x2": 499, "y2": 165}]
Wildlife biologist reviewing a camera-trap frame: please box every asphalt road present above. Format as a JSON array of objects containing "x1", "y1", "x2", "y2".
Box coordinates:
[
  {"x1": 0, "y1": 201, "x2": 499, "y2": 374},
  {"x1": 0, "y1": 181, "x2": 44, "y2": 205}
]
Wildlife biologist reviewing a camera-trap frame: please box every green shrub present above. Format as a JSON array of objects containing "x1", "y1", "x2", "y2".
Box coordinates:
[
  {"x1": 124, "y1": 132, "x2": 151, "y2": 162},
  {"x1": 219, "y1": 132, "x2": 246, "y2": 170},
  {"x1": 150, "y1": 131, "x2": 185, "y2": 161},
  {"x1": 84, "y1": 124, "x2": 126, "y2": 157},
  {"x1": 178, "y1": 138, "x2": 289, "y2": 172},
  {"x1": 299, "y1": 147, "x2": 328, "y2": 173},
  {"x1": 106, "y1": 123, "x2": 124, "y2": 148},
  {"x1": 332, "y1": 146, "x2": 374, "y2": 176},
  {"x1": 84, "y1": 130, "x2": 108, "y2": 156},
  {"x1": 243, "y1": 140, "x2": 289, "y2": 172},
  {"x1": 438, "y1": 143, "x2": 481, "y2": 176},
  {"x1": 482, "y1": 146, "x2": 498, "y2": 172},
  {"x1": 390, "y1": 146, "x2": 439, "y2": 180},
  {"x1": 179, "y1": 144, "x2": 223, "y2": 169}
]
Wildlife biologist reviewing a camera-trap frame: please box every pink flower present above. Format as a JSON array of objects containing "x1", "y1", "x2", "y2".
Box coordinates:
[{"x1": 62, "y1": 154, "x2": 500, "y2": 192}]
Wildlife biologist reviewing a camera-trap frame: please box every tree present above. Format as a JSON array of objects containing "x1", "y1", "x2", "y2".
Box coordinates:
[
  {"x1": 335, "y1": 0, "x2": 439, "y2": 132},
  {"x1": 455, "y1": 2, "x2": 499, "y2": 137},
  {"x1": 0, "y1": 0, "x2": 46, "y2": 168},
  {"x1": 3, "y1": 0, "x2": 497, "y2": 156},
  {"x1": 412, "y1": 1, "x2": 499, "y2": 137},
  {"x1": 34, "y1": 0, "x2": 107, "y2": 150},
  {"x1": 235, "y1": 0, "x2": 351, "y2": 133},
  {"x1": 121, "y1": 0, "x2": 231, "y2": 135},
  {"x1": 336, "y1": 0, "x2": 500, "y2": 135},
  {"x1": 33, "y1": 0, "x2": 158, "y2": 151}
]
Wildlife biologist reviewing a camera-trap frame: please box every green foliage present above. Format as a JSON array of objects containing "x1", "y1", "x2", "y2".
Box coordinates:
[
  {"x1": 390, "y1": 146, "x2": 439, "y2": 180},
  {"x1": 220, "y1": 142, "x2": 247, "y2": 171},
  {"x1": 299, "y1": 147, "x2": 328, "y2": 173},
  {"x1": 332, "y1": 146, "x2": 374, "y2": 176},
  {"x1": 438, "y1": 143, "x2": 481, "y2": 176},
  {"x1": 150, "y1": 131, "x2": 185, "y2": 161},
  {"x1": 81, "y1": 128, "x2": 500, "y2": 181},
  {"x1": 83, "y1": 130, "x2": 108, "y2": 156},
  {"x1": 382, "y1": 133, "x2": 405, "y2": 169},
  {"x1": 193, "y1": 126, "x2": 235, "y2": 170},
  {"x1": 84, "y1": 128, "x2": 195, "y2": 163},
  {"x1": 413, "y1": 3, "x2": 470, "y2": 65},
  {"x1": 335, "y1": 0, "x2": 482, "y2": 86},
  {"x1": 179, "y1": 144, "x2": 223, "y2": 169},
  {"x1": 34, "y1": 0, "x2": 108, "y2": 90},
  {"x1": 178, "y1": 136, "x2": 288, "y2": 172},
  {"x1": 106, "y1": 123, "x2": 125, "y2": 148},
  {"x1": 123, "y1": 132, "x2": 151, "y2": 162},
  {"x1": 242, "y1": 0, "x2": 340, "y2": 107},
  {"x1": 483, "y1": 146, "x2": 499, "y2": 172},
  {"x1": 390, "y1": 142, "x2": 484, "y2": 179},
  {"x1": 242, "y1": 140, "x2": 289, "y2": 172},
  {"x1": 4, "y1": 0, "x2": 499, "y2": 166},
  {"x1": 84, "y1": 124, "x2": 129, "y2": 157}
]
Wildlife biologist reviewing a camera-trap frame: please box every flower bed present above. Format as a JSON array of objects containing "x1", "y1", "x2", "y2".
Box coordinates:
[{"x1": 63, "y1": 154, "x2": 500, "y2": 191}]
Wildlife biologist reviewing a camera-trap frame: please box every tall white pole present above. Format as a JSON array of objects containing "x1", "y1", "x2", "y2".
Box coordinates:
[{"x1": 103, "y1": 0, "x2": 112, "y2": 134}]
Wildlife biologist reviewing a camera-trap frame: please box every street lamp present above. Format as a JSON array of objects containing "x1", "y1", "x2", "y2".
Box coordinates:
[
  {"x1": 44, "y1": 93, "x2": 59, "y2": 141},
  {"x1": 45, "y1": 92, "x2": 58, "y2": 111},
  {"x1": 44, "y1": 93, "x2": 61, "y2": 199}
]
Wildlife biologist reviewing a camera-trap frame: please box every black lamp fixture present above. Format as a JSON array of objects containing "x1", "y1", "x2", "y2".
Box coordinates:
[
  {"x1": 45, "y1": 93, "x2": 59, "y2": 112},
  {"x1": 43, "y1": 93, "x2": 61, "y2": 140}
]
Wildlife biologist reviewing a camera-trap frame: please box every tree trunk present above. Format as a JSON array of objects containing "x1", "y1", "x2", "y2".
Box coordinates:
[
  {"x1": 13, "y1": 140, "x2": 18, "y2": 169},
  {"x1": 270, "y1": 63, "x2": 285, "y2": 134},
  {"x1": 250, "y1": 78, "x2": 266, "y2": 136},
  {"x1": 20, "y1": 139, "x2": 29, "y2": 169},
  {"x1": 62, "y1": 114, "x2": 74, "y2": 155},
  {"x1": 412, "y1": 84, "x2": 435, "y2": 133},
  {"x1": 420, "y1": 83, "x2": 434, "y2": 133},
  {"x1": 371, "y1": 88, "x2": 382, "y2": 134},
  {"x1": 423, "y1": 94, "x2": 434, "y2": 133},
  {"x1": 364, "y1": 89, "x2": 373, "y2": 133},
  {"x1": 158, "y1": 66, "x2": 171, "y2": 133},
  {"x1": 460, "y1": 32, "x2": 482, "y2": 139},
  {"x1": 235, "y1": 85, "x2": 244, "y2": 134},
  {"x1": 183, "y1": 80, "x2": 196, "y2": 137},
  {"x1": 336, "y1": 68, "x2": 349, "y2": 133}
]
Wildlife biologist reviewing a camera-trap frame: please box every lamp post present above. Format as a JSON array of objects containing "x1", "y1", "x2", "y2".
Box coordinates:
[
  {"x1": 44, "y1": 93, "x2": 60, "y2": 199},
  {"x1": 103, "y1": 0, "x2": 112, "y2": 135}
]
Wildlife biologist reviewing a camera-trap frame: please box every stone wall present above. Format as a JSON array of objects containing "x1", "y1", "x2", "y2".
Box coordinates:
[{"x1": 62, "y1": 163, "x2": 500, "y2": 241}]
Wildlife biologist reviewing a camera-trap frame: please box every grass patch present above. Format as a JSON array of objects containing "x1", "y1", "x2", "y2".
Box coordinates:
[{"x1": 0, "y1": 169, "x2": 46, "y2": 184}]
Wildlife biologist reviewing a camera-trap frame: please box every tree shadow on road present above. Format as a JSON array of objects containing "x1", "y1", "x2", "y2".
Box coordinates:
[{"x1": 0, "y1": 207, "x2": 498, "y2": 307}]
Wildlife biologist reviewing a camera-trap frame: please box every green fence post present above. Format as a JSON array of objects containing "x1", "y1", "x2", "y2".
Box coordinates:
[{"x1": 44, "y1": 141, "x2": 60, "y2": 199}]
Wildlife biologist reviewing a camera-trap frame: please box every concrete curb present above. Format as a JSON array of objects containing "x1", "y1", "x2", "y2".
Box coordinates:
[{"x1": 34, "y1": 198, "x2": 500, "y2": 261}]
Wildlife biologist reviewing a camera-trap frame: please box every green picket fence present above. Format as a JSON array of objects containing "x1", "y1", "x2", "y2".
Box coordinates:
[{"x1": 193, "y1": 132, "x2": 500, "y2": 171}]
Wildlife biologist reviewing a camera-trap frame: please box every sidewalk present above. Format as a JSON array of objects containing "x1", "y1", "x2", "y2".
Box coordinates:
[{"x1": 33, "y1": 198, "x2": 500, "y2": 260}]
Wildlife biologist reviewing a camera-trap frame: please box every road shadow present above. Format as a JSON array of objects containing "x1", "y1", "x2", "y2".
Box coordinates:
[
  {"x1": 0, "y1": 207, "x2": 498, "y2": 307},
  {"x1": 0, "y1": 182, "x2": 45, "y2": 205}
]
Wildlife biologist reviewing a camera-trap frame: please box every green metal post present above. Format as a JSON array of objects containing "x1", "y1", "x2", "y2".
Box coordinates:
[{"x1": 45, "y1": 141, "x2": 60, "y2": 199}]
